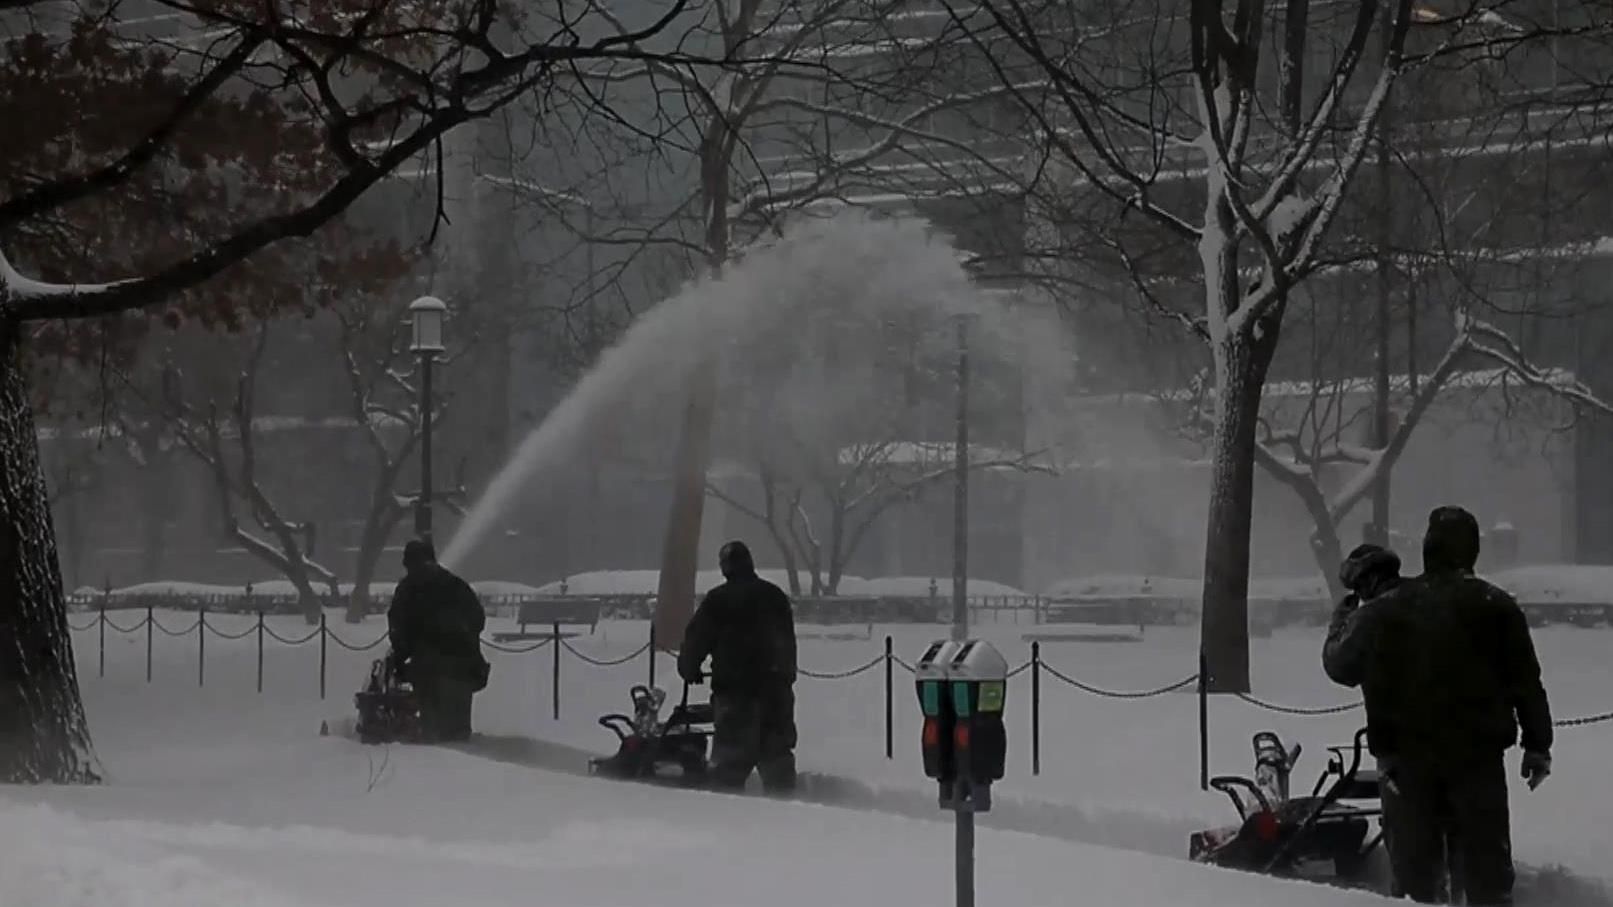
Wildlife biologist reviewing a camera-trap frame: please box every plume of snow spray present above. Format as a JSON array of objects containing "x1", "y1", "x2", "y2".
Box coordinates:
[{"x1": 441, "y1": 212, "x2": 1011, "y2": 568}]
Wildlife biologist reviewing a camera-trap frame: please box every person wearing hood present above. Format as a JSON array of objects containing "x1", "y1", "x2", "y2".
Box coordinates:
[
  {"x1": 387, "y1": 539, "x2": 489, "y2": 742},
  {"x1": 1323, "y1": 542, "x2": 1403, "y2": 688},
  {"x1": 1321, "y1": 507, "x2": 1552, "y2": 905},
  {"x1": 677, "y1": 541, "x2": 798, "y2": 793}
]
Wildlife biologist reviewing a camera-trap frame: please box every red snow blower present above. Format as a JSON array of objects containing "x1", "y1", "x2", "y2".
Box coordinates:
[
  {"x1": 588, "y1": 684, "x2": 713, "y2": 785},
  {"x1": 1190, "y1": 727, "x2": 1388, "y2": 889}
]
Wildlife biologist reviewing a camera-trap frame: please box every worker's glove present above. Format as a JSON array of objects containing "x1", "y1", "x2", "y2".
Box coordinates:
[{"x1": 1521, "y1": 750, "x2": 1552, "y2": 790}]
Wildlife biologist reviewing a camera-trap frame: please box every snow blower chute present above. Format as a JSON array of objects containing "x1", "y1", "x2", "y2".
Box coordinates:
[
  {"x1": 589, "y1": 684, "x2": 713, "y2": 785},
  {"x1": 1190, "y1": 727, "x2": 1388, "y2": 889}
]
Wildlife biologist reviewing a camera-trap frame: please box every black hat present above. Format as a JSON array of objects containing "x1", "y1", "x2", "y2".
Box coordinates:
[
  {"x1": 1423, "y1": 506, "x2": 1481, "y2": 573},
  {"x1": 1339, "y1": 543, "x2": 1401, "y2": 593},
  {"x1": 403, "y1": 538, "x2": 436, "y2": 569},
  {"x1": 718, "y1": 540, "x2": 755, "y2": 579}
]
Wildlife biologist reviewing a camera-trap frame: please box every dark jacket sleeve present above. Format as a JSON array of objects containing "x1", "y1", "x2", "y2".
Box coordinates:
[
  {"x1": 773, "y1": 588, "x2": 797, "y2": 682},
  {"x1": 1322, "y1": 594, "x2": 1372, "y2": 688},
  {"x1": 387, "y1": 580, "x2": 415, "y2": 660},
  {"x1": 458, "y1": 578, "x2": 486, "y2": 637},
  {"x1": 1496, "y1": 593, "x2": 1553, "y2": 754},
  {"x1": 677, "y1": 592, "x2": 717, "y2": 682}
]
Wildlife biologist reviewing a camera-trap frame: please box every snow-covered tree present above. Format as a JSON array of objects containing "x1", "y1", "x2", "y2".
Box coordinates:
[
  {"x1": 0, "y1": 0, "x2": 736, "y2": 783},
  {"x1": 711, "y1": 439, "x2": 1050, "y2": 595},
  {"x1": 958, "y1": 0, "x2": 1611, "y2": 690},
  {"x1": 519, "y1": 0, "x2": 1041, "y2": 643}
]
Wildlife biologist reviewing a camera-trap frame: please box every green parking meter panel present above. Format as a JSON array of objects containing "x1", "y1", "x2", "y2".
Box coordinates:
[
  {"x1": 946, "y1": 640, "x2": 1009, "y2": 787},
  {"x1": 914, "y1": 640, "x2": 963, "y2": 783}
]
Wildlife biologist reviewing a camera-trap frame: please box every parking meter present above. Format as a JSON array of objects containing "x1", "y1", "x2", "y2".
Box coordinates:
[
  {"x1": 913, "y1": 639, "x2": 1007, "y2": 811},
  {"x1": 946, "y1": 640, "x2": 1008, "y2": 800},
  {"x1": 914, "y1": 640, "x2": 963, "y2": 787},
  {"x1": 914, "y1": 639, "x2": 1007, "y2": 907}
]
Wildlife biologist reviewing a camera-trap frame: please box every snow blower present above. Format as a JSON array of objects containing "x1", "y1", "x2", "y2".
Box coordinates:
[
  {"x1": 1190, "y1": 727, "x2": 1387, "y2": 889},
  {"x1": 353, "y1": 653, "x2": 424, "y2": 745},
  {"x1": 588, "y1": 683, "x2": 713, "y2": 785}
]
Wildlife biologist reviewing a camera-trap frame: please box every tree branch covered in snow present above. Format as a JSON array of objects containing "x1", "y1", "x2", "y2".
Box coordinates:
[
  {"x1": 329, "y1": 292, "x2": 477, "y2": 619},
  {"x1": 0, "y1": 0, "x2": 755, "y2": 323},
  {"x1": 711, "y1": 432, "x2": 1053, "y2": 594},
  {"x1": 126, "y1": 324, "x2": 344, "y2": 622},
  {"x1": 1172, "y1": 304, "x2": 1613, "y2": 599}
]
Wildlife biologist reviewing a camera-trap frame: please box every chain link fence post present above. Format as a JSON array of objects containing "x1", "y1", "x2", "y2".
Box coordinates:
[
  {"x1": 256, "y1": 612, "x2": 265, "y2": 694},
  {"x1": 1031, "y1": 640, "x2": 1041, "y2": 776},
  {"x1": 198, "y1": 606, "x2": 206, "y2": 688}
]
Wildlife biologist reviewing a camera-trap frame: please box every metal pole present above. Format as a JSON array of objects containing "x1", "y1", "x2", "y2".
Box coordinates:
[
  {"x1": 952, "y1": 316, "x2": 970, "y2": 642},
  {"x1": 145, "y1": 604, "x2": 153, "y2": 683},
  {"x1": 884, "y1": 634, "x2": 894, "y2": 759},
  {"x1": 319, "y1": 613, "x2": 328, "y2": 700},
  {"x1": 1031, "y1": 641, "x2": 1041, "y2": 776},
  {"x1": 416, "y1": 351, "x2": 435, "y2": 542},
  {"x1": 648, "y1": 622, "x2": 657, "y2": 689},
  {"x1": 955, "y1": 784, "x2": 975, "y2": 907},
  {"x1": 1368, "y1": 0, "x2": 1395, "y2": 547},
  {"x1": 256, "y1": 611, "x2": 264, "y2": 694},
  {"x1": 1199, "y1": 648, "x2": 1210, "y2": 791},
  {"x1": 97, "y1": 602, "x2": 105, "y2": 678},
  {"x1": 198, "y1": 606, "x2": 206, "y2": 688},
  {"x1": 552, "y1": 620, "x2": 561, "y2": 720}
]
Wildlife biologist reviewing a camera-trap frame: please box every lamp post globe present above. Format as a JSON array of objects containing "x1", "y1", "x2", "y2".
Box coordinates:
[
  {"x1": 410, "y1": 296, "x2": 447, "y2": 352},
  {"x1": 408, "y1": 296, "x2": 447, "y2": 541}
]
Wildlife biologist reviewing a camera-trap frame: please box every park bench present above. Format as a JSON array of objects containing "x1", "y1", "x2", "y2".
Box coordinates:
[{"x1": 489, "y1": 597, "x2": 604, "y2": 642}]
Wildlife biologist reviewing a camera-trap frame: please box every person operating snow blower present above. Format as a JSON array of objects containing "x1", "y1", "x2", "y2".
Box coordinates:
[
  {"x1": 387, "y1": 539, "x2": 489, "y2": 742},
  {"x1": 1322, "y1": 508, "x2": 1554, "y2": 906},
  {"x1": 677, "y1": 541, "x2": 798, "y2": 794}
]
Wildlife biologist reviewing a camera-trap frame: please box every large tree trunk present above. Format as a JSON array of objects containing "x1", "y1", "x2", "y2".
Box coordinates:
[
  {"x1": 137, "y1": 453, "x2": 172, "y2": 582},
  {"x1": 0, "y1": 323, "x2": 99, "y2": 783},
  {"x1": 655, "y1": 129, "x2": 731, "y2": 651},
  {"x1": 346, "y1": 507, "x2": 402, "y2": 623},
  {"x1": 1199, "y1": 329, "x2": 1278, "y2": 694},
  {"x1": 654, "y1": 358, "x2": 717, "y2": 650}
]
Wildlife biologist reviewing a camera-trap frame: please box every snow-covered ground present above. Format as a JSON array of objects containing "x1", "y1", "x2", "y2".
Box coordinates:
[
  {"x1": 0, "y1": 690, "x2": 1389, "y2": 907},
  {"x1": 8, "y1": 608, "x2": 1611, "y2": 906}
]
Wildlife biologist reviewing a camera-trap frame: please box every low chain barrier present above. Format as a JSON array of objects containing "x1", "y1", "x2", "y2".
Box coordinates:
[
  {"x1": 798, "y1": 654, "x2": 886, "y2": 680},
  {"x1": 1234, "y1": 692, "x2": 1363, "y2": 716},
  {"x1": 66, "y1": 609, "x2": 1613, "y2": 776}
]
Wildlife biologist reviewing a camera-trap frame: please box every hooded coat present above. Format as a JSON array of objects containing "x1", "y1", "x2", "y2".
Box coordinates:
[
  {"x1": 1322, "y1": 507, "x2": 1553, "y2": 760},
  {"x1": 677, "y1": 542, "x2": 797, "y2": 695}
]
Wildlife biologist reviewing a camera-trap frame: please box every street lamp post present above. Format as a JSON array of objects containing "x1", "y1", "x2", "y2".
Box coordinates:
[
  {"x1": 410, "y1": 296, "x2": 447, "y2": 543},
  {"x1": 952, "y1": 314, "x2": 971, "y2": 642}
]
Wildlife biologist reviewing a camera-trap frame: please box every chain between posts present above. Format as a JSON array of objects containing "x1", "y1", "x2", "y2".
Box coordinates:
[
  {"x1": 799, "y1": 654, "x2": 885, "y2": 679},
  {"x1": 560, "y1": 640, "x2": 652, "y2": 666},
  {"x1": 1039, "y1": 662, "x2": 1199, "y2": 699},
  {"x1": 59, "y1": 617, "x2": 1613, "y2": 730},
  {"x1": 1234, "y1": 692, "x2": 1363, "y2": 715}
]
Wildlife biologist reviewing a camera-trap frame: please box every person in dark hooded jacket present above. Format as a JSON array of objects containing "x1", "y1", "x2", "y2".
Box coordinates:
[
  {"x1": 677, "y1": 540, "x2": 797, "y2": 793},
  {"x1": 1323, "y1": 542, "x2": 1403, "y2": 688},
  {"x1": 387, "y1": 539, "x2": 488, "y2": 742},
  {"x1": 1322, "y1": 507, "x2": 1552, "y2": 906}
]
